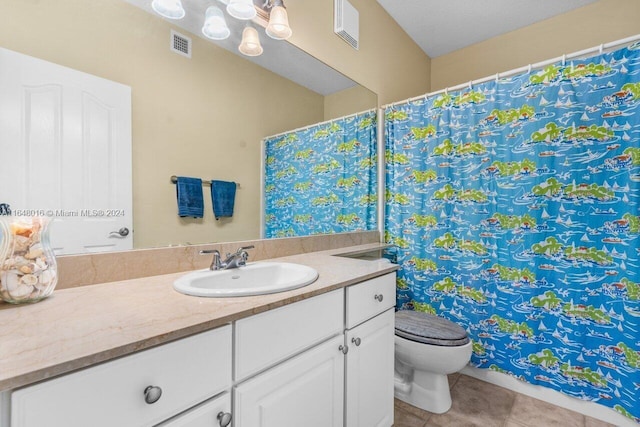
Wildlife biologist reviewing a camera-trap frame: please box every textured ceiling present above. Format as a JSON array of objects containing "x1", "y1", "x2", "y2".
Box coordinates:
[{"x1": 376, "y1": 0, "x2": 598, "y2": 58}]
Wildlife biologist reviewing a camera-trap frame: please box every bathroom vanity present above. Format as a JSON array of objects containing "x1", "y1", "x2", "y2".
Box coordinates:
[{"x1": 0, "y1": 245, "x2": 397, "y2": 427}]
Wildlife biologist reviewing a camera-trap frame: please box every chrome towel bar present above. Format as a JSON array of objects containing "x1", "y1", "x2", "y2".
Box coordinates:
[{"x1": 170, "y1": 175, "x2": 240, "y2": 189}]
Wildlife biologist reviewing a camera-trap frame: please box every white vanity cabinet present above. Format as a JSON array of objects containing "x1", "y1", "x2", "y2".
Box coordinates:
[{"x1": 5, "y1": 271, "x2": 396, "y2": 427}]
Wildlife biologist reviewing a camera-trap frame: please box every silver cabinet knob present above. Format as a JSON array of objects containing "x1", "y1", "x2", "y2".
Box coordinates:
[
  {"x1": 374, "y1": 294, "x2": 384, "y2": 302},
  {"x1": 109, "y1": 227, "x2": 130, "y2": 237},
  {"x1": 217, "y1": 411, "x2": 232, "y2": 427},
  {"x1": 143, "y1": 385, "x2": 162, "y2": 404},
  {"x1": 351, "y1": 337, "x2": 361, "y2": 346},
  {"x1": 339, "y1": 345, "x2": 349, "y2": 354}
]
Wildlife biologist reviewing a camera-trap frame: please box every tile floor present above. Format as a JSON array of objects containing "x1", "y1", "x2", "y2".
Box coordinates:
[{"x1": 394, "y1": 374, "x2": 616, "y2": 427}]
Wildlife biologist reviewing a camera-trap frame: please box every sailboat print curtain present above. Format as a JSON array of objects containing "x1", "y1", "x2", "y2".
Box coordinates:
[
  {"x1": 264, "y1": 110, "x2": 377, "y2": 238},
  {"x1": 385, "y1": 43, "x2": 640, "y2": 422}
]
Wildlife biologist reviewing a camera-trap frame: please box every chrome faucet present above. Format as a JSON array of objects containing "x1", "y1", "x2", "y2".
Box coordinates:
[
  {"x1": 200, "y1": 245, "x2": 254, "y2": 271},
  {"x1": 223, "y1": 245, "x2": 255, "y2": 269},
  {"x1": 200, "y1": 249, "x2": 223, "y2": 270}
]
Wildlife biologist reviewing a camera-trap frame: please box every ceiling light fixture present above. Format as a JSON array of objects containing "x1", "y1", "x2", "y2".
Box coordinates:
[
  {"x1": 152, "y1": 0, "x2": 292, "y2": 57},
  {"x1": 151, "y1": 0, "x2": 185, "y2": 19},
  {"x1": 202, "y1": 6, "x2": 231, "y2": 40}
]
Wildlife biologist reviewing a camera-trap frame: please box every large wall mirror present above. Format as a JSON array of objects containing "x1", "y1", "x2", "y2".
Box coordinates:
[{"x1": 0, "y1": 0, "x2": 377, "y2": 255}]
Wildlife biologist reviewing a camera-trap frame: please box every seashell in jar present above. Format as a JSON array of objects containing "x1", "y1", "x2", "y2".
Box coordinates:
[
  {"x1": 25, "y1": 243, "x2": 44, "y2": 260},
  {"x1": 13, "y1": 256, "x2": 30, "y2": 270},
  {"x1": 20, "y1": 274, "x2": 38, "y2": 287},
  {"x1": 31, "y1": 220, "x2": 42, "y2": 239},
  {"x1": 0, "y1": 270, "x2": 20, "y2": 292},
  {"x1": 9, "y1": 283, "x2": 34, "y2": 301},
  {"x1": 34, "y1": 258, "x2": 47, "y2": 271},
  {"x1": 10, "y1": 221, "x2": 34, "y2": 238},
  {"x1": 19, "y1": 264, "x2": 33, "y2": 274},
  {"x1": 31, "y1": 261, "x2": 44, "y2": 274},
  {"x1": 14, "y1": 235, "x2": 31, "y2": 253},
  {"x1": 37, "y1": 269, "x2": 55, "y2": 289},
  {"x1": 2, "y1": 257, "x2": 15, "y2": 269}
]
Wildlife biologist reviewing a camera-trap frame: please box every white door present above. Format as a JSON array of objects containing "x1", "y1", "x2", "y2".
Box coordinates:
[
  {"x1": 0, "y1": 47, "x2": 132, "y2": 254},
  {"x1": 345, "y1": 308, "x2": 395, "y2": 427},
  {"x1": 234, "y1": 335, "x2": 345, "y2": 427}
]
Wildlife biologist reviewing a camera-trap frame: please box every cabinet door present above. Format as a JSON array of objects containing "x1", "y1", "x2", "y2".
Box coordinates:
[
  {"x1": 157, "y1": 392, "x2": 231, "y2": 427},
  {"x1": 234, "y1": 335, "x2": 344, "y2": 427},
  {"x1": 345, "y1": 308, "x2": 395, "y2": 427}
]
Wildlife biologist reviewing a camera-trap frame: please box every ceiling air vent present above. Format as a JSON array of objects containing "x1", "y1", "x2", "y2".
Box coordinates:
[
  {"x1": 334, "y1": 0, "x2": 359, "y2": 50},
  {"x1": 170, "y1": 30, "x2": 191, "y2": 58}
]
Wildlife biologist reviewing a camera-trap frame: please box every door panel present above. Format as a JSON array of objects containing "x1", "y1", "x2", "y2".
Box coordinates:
[
  {"x1": 0, "y1": 47, "x2": 132, "y2": 254},
  {"x1": 345, "y1": 308, "x2": 395, "y2": 427},
  {"x1": 234, "y1": 335, "x2": 344, "y2": 427}
]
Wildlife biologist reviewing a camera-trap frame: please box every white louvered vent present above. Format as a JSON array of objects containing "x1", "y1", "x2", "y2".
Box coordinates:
[
  {"x1": 170, "y1": 30, "x2": 191, "y2": 58},
  {"x1": 334, "y1": 0, "x2": 359, "y2": 50}
]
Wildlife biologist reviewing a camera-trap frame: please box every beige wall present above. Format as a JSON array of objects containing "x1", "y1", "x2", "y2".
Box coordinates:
[
  {"x1": 324, "y1": 85, "x2": 379, "y2": 121},
  {"x1": 285, "y1": 0, "x2": 432, "y2": 105},
  {"x1": 431, "y1": 0, "x2": 640, "y2": 90}
]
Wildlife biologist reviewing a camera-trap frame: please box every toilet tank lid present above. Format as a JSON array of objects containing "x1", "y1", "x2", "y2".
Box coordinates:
[{"x1": 395, "y1": 310, "x2": 470, "y2": 346}]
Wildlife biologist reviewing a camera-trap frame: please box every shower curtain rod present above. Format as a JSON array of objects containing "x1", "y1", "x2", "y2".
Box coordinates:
[
  {"x1": 382, "y1": 33, "x2": 640, "y2": 109},
  {"x1": 263, "y1": 107, "x2": 377, "y2": 141}
]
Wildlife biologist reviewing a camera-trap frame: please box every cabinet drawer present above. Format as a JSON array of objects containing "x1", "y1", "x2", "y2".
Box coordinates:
[
  {"x1": 157, "y1": 392, "x2": 231, "y2": 427},
  {"x1": 11, "y1": 326, "x2": 232, "y2": 427},
  {"x1": 346, "y1": 273, "x2": 396, "y2": 329},
  {"x1": 235, "y1": 289, "x2": 343, "y2": 381}
]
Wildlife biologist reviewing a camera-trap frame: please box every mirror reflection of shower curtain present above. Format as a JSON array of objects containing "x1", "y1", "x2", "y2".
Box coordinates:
[
  {"x1": 385, "y1": 44, "x2": 640, "y2": 421},
  {"x1": 263, "y1": 110, "x2": 377, "y2": 238}
]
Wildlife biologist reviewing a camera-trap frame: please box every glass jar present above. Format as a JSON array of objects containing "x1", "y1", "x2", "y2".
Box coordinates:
[{"x1": 0, "y1": 216, "x2": 58, "y2": 304}]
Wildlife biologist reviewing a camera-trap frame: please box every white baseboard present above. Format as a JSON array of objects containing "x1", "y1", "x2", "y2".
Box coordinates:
[{"x1": 461, "y1": 366, "x2": 636, "y2": 427}]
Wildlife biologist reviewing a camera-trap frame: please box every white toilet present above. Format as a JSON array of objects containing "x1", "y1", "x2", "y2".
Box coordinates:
[{"x1": 394, "y1": 310, "x2": 472, "y2": 414}]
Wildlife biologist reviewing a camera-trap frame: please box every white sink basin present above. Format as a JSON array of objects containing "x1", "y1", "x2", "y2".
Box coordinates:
[{"x1": 173, "y1": 262, "x2": 319, "y2": 297}]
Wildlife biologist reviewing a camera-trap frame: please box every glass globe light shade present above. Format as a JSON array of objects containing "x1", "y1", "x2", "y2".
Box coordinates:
[
  {"x1": 202, "y1": 6, "x2": 231, "y2": 40},
  {"x1": 238, "y1": 27, "x2": 263, "y2": 56},
  {"x1": 151, "y1": 0, "x2": 185, "y2": 19},
  {"x1": 266, "y1": 6, "x2": 292, "y2": 40},
  {"x1": 227, "y1": 0, "x2": 257, "y2": 20}
]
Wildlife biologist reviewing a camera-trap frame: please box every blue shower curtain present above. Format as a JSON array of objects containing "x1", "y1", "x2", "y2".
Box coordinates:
[
  {"x1": 385, "y1": 44, "x2": 640, "y2": 422},
  {"x1": 264, "y1": 110, "x2": 377, "y2": 238}
]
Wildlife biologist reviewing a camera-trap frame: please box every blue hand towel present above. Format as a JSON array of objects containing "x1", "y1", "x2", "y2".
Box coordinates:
[
  {"x1": 176, "y1": 176, "x2": 204, "y2": 218},
  {"x1": 211, "y1": 180, "x2": 236, "y2": 220}
]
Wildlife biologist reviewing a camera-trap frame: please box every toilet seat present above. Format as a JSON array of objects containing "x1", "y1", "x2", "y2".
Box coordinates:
[{"x1": 395, "y1": 310, "x2": 469, "y2": 346}]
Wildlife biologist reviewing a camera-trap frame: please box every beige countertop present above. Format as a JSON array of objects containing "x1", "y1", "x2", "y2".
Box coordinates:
[{"x1": 0, "y1": 243, "x2": 398, "y2": 392}]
